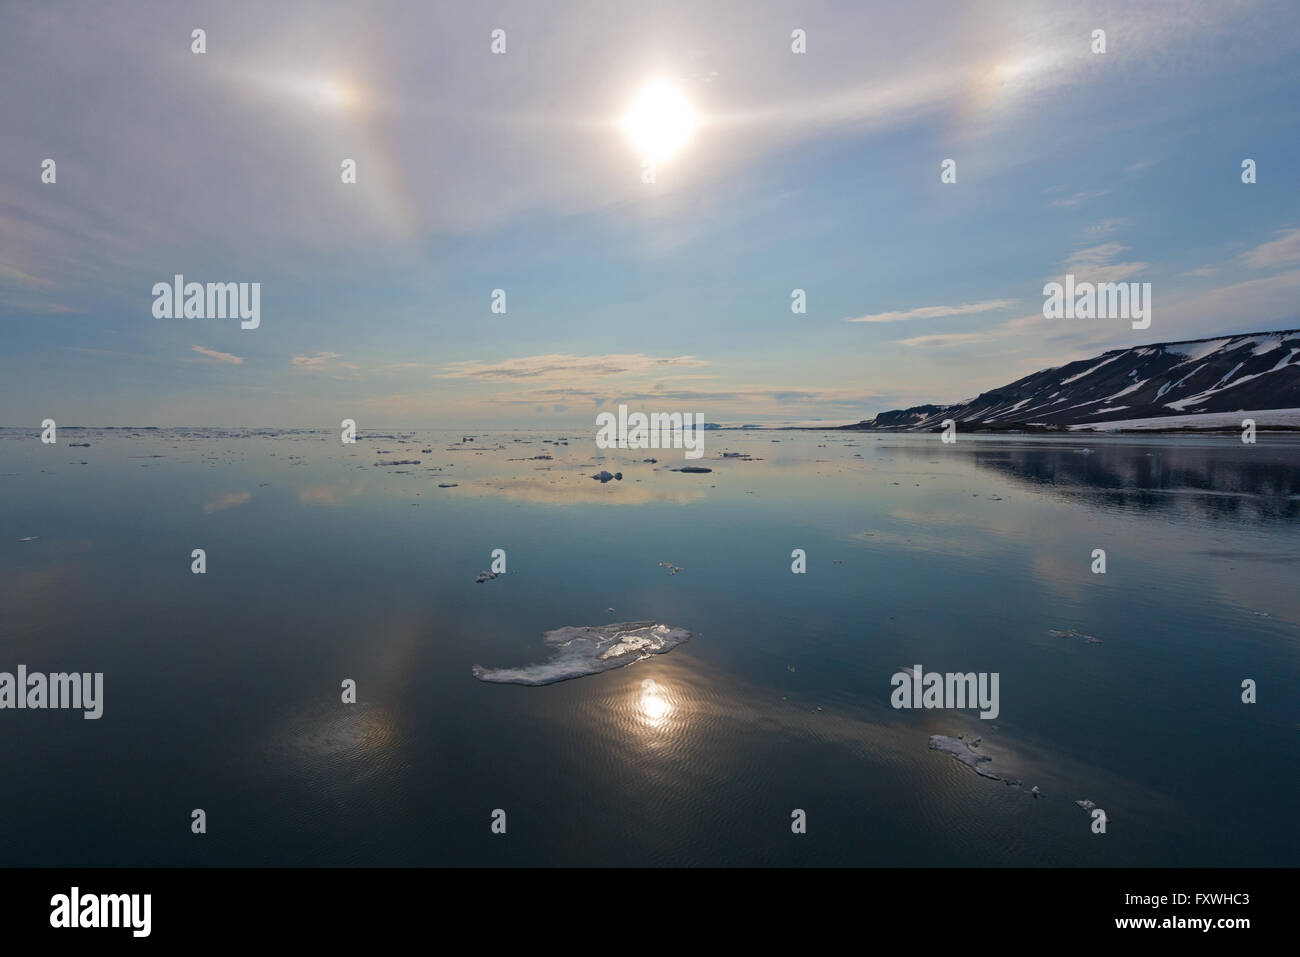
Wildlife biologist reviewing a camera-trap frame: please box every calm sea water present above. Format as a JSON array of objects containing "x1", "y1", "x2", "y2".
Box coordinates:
[{"x1": 1, "y1": 427, "x2": 1297, "y2": 866}]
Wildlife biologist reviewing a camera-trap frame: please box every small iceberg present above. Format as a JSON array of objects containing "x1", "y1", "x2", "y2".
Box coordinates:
[
  {"x1": 928, "y1": 734, "x2": 1001, "y2": 780},
  {"x1": 472, "y1": 621, "x2": 690, "y2": 686}
]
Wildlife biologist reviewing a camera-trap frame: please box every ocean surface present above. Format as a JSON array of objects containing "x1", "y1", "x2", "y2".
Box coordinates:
[{"x1": 1, "y1": 426, "x2": 1297, "y2": 866}]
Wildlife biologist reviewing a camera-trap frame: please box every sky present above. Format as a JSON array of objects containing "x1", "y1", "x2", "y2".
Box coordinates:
[{"x1": 3, "y1": 0, "x2": 1299, "y2": 428}]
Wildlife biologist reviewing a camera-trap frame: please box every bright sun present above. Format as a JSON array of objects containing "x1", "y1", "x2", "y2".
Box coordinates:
[{"x1": 622, "y1": 80, "x2": 698, "y2": 162}]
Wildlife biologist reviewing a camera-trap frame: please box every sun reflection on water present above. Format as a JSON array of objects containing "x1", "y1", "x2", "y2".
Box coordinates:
[{"x1": 635, "y1": 677, "x2": 677, "y2": 732}]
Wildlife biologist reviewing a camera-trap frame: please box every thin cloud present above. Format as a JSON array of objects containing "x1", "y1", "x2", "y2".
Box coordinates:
[
  {"x1": 1085, "y1": 218, "x2": 1129, "y2": 235},
  {"x1": 291, "y1": 352, "x2": 359, "y2": 373},
  {"x1": 439, "y1": 353, "x2": 709, "y2": 381},
  {"x1": 895, "y1": 332, "x2": 1002, "y2": 348},
  {"x1": 1054, "y1": 243, "x2": 1149, "y2": 284},
  {"x1": 191, "y1": 345, "x2": 244, "y2": 365},
  {"x1": 1051, "y1": 188, "x2": 1112, "y2": 208},
  {"x1": 845, "y1": 299, "x2": 1018, "y2": 324},
  {"x1": 1240, "y1": 227, "x2": 1300, "y2": 270}
]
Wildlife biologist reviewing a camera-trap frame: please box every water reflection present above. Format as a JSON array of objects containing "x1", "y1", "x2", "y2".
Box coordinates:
[
  {"x1": 638, "y1": 678, "x2": 671, "y2": 727},
  {"x1": 4, "y1": 426, "x2": 1299, "y2": 866},
  {"x1": 889, "y1": 437, "x2": 1300, "y2": 521}
]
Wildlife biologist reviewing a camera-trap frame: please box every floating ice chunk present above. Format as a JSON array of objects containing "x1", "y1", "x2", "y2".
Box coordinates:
[
  {"x1": 471, "y1": 621, "x2": 691, "y2": 686},
  {"x1": 1050, "y1": 628, "x2": 1102, "y2": 644},
  {"x1": 929, "y1": 734, "x2": 1001, "y2": 780},
  {"x1": 1076, "y1": 799, "x2": 1096, "y2": 812},
  {"x1": 18, "y1": 536, "x2": 38, "y2": 543}
]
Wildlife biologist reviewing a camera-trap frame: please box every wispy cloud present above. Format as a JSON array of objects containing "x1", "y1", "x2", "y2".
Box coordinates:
[
  {"x1": 1051, "y1": 188, "x2": 1112, "y2": 208},
  {"x1": 0, "y1": 263, "x2": 56, "y2": 289},
  {"x1": 191, "y1": 345, "x2": 244, "y2": 365},
  {"x1": 1056, "y1": 243, "x2": 1148, "y2": 283},
  {"x1": 1240, "y1": 227, "x2": 1300, "y2": 270},
  {"x1": 1085, "y1": 218, "x2": 1129, "y2": 235},
  {"x1": 291, "y1": 352, "x2": 359, "y2": 373},
  {"x1": 439, "y1": 353, "x2": 709, "y2": 381},
  {"x1": 895, "y1": 331, "x2": 1003, "y2": 348},
  {"x1": 845, "y1": 299, "x2": 1017, "y2": 324}
]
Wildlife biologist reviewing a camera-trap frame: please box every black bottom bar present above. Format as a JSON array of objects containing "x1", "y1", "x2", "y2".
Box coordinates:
[{"x1": 0, "y1": 867, "x2": 1279, "y2": 942}]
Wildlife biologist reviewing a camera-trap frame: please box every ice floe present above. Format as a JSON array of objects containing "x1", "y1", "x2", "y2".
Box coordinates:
[
  {"x1": 1050, "y1": 628, "x2": 1101, "y2": 644},
  {"x1": 928, "y1": 735, "x2": 1001, "y2": 780},
  {"x1": 471, "y1": 621, "x2": 691, "y2": 685}
]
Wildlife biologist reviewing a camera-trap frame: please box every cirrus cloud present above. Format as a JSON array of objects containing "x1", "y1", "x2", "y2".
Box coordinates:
[
  {"x1": 438, "y1": 353, "x2": 709, "y2": 381},
  {"x1": 845, "y1": 299, "x2": 1018, "y2": 324},
  {"x1": 191, "y1": 345, "x2": 244, "y2": 365}
]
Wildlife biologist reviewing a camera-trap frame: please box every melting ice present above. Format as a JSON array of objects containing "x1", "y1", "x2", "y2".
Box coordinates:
[
  {"x1": 472, "y1": 621, "x2": 691, "y2": 686},
  {"x1": 928, "y1": 734, "x2": 1001, "y2": 781}
]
